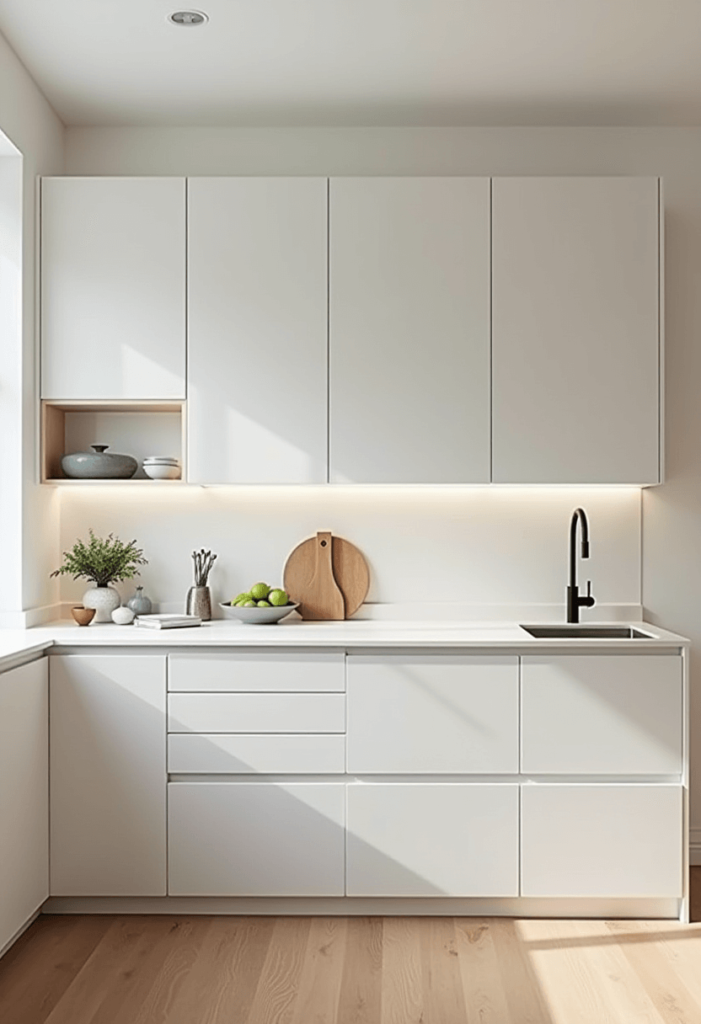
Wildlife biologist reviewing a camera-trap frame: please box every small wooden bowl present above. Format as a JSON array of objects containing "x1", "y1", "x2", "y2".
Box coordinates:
[{"x1": 71, "y1": 605, "x2": 96, "y2": 626}]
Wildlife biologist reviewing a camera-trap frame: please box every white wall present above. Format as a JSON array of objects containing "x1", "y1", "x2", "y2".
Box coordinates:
[
  {"x1": 63, "y1": 124, "x2": 701, "y2": 849},
  {"x1": 0, "y1": 152, "x2": 23, "y2": 621},
  {"x1": 0, "y1": 29, "x2": 64, "y2": 623},
  {"x1": 58, "y1": 486, "x2": 641, "y2": 616}
]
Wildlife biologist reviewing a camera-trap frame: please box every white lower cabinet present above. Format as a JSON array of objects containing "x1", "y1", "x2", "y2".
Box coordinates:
[
  {"x1": 347, "y1": 655, "x2": 519, "y2": 773},
  {"x1": 50, "y1": 654, "x2": 167, "y2": 896},
  {"x1": 346, "y1": 783, "x2": 519, "y2": 897},
  {"x1": 168, "y1": 692, "x2": 345, "y2": 734},
  {"x1": 0, "y1": 659, "x2": 48, "y2": 952},
  {"x1": 168, "y1": 782, "x2": 345, "y2": 896},
  {"x1": 168, "y1": 734, "x2": 346, "y2": 774},
  {"x1": 521, "y1": 655, "x2": 683, "y2": 775},
  {"x1": 521, "y1": 784, "x2": 683, "y2": 898}
]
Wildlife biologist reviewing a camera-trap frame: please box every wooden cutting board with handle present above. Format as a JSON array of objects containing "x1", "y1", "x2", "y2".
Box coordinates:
[{"x1": 283, "y1": 531, "x2": 370, "y2": 620}]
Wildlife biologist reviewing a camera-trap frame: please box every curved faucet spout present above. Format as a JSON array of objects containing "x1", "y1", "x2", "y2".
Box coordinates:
[{"x1": 567, "y1": 508, "x2": 596, "y2": 623}]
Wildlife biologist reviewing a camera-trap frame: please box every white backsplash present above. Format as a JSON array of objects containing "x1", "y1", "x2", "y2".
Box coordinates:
[{"x1": 57, "y1": 486, "x2": 641, "y2": 619}]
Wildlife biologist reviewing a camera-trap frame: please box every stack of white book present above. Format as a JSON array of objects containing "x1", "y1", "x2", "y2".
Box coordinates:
[{"x1": 135, "y1": 614, "x2": 202, "y2": 630}]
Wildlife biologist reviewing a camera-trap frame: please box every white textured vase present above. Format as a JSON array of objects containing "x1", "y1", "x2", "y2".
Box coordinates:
[{"x1": 83, "y1": 585, "x2": 121, "y2": 623}]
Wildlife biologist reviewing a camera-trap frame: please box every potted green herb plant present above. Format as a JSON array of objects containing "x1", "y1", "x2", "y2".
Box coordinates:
[{"x1": 51, "y1": 530, "x2": 148, "y2": 622}]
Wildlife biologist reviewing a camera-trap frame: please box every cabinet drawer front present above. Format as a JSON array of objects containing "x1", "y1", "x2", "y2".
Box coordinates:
[
  {"x1": 521, "y1": 655, "x2": 683, "y2": 775},
  {"x1": 168, "y1": 734, "x2": 346, "y2": 774},
  {"x1": 168, "y1": 652, "x2": 345, "y2": 692},
  {"x1": 168, "y1": 782, "x2": 345, "y2": 895},
  {"x1": 521, "y1": 784, "x2": 683, "y2": 897},
  {"x1": 168, "y1": 693, "x2": 345, "y2": 733},
  {"x1": 347, "y1": 655, "x2": 519, "y2": 773},
  {"x1": 346, "y1": 783, "x2": 519, "y2": 897}
]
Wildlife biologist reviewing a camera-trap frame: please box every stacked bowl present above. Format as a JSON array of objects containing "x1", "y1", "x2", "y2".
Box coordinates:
[{"x1": 143, "y1": 456, "x2": 181, "y2": 480}]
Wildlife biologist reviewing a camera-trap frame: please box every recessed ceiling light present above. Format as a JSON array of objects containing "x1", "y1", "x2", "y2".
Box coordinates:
[{"x1": 168, "y1": 10, "x2": 208, "y2": 26}]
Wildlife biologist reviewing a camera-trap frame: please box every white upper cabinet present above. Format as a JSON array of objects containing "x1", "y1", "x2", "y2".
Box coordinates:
[
  {"x1": 329, "y1": 177, "x2": 491, "y2": 483},
  {"x1": 41, "y1": 178, "x2": 186, "y2": 400},
  {"x1": 187, "y1": 177, "x2": 328, "y2": 484},
  {"x1": 492, "y1": 177, "x2": 661, "y2": 484}
]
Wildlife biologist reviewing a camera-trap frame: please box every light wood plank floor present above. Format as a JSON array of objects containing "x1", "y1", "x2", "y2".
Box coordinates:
[{"x1": 0, "y1": 869, "x2": 698, "y2": 1024}]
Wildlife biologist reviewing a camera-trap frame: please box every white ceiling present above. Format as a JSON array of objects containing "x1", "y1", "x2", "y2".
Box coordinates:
[{"x1": 1, "y1": 1, "x2": 701, "y2": 127}]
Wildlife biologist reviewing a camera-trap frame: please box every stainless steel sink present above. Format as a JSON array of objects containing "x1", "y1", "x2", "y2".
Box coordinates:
[{"x1": 520, "y1": 625, "x2": 654, "y2": 640}]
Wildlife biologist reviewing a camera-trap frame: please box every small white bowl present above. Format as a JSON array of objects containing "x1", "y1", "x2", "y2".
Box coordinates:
[
  {"x1": 219, "y1": 601, "x2": 299, "y2": 625},
  {"x1": 143, "y1": 462, "x2": 181, "y2": 479}
]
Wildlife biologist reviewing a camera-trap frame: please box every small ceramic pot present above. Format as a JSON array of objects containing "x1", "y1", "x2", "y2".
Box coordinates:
[
  {"x1": 62, "y1": 445, "x2": 138, "y2": 480},
  {"x1": 83, "y1": 585, "x2": 121, "y2": 622},
  {"x1": 71, "y1": 605, "x2": 96, "y2": 626},
  {"x1": 127, "y1": 586, "x2": 152, "y2": 615},
  {"x1": 111, "y1": 605, "x2": 135, "y2": 625}
]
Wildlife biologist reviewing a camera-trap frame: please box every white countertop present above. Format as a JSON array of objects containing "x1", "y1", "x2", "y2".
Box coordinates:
[{"x1": 0, "y1": 618, "x2": 688, "y2": 670}]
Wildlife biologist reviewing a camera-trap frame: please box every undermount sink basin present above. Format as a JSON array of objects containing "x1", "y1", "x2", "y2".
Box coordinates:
[{"x1": 520, "y1": 625, "x2": 654, "y2": 640}]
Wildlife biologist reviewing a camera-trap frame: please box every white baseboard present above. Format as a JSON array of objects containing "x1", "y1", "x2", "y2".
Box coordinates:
[
  {"x1": 0, "y1": 909, "x2": 41, "y2": 960},
  {"x1": 42, "y1": 895, "x2": 682, "y2": 920}
]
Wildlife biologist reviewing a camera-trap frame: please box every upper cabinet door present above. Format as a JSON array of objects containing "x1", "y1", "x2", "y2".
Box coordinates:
[
  {"x1": 329, "y1": 178, "x2": 491, "y2": 483},
  {"x1": 188, "y1": 178, "x2": 328, "y2": 484},
  {"x1": 41, "y1": 178, "x2": 186, "y2": 400},
  {"x1": 492, "y1": 177, "x2": 661, "y2": 484}
]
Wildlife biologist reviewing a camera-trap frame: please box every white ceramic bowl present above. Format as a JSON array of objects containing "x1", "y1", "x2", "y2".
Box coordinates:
[
  {"x1": 219, "y1": 601, "x2": 299, "y2": 625},
  {"x1": 143, "y1": 462, "x2": 181, "y2": 480}
]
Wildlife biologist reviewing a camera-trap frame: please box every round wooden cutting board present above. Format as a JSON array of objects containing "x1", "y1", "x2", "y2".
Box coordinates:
[{"x1": 283, "y1": 532, "x2": 370, "y2": 620}]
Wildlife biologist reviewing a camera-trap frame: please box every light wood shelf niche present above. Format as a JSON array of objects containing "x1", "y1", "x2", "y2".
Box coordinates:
[{"x1": 41, "y1": 400, "x2": 186, "y2": 484}]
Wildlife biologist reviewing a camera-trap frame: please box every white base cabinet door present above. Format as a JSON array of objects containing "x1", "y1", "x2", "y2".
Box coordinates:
[
  {"x1": 50, "y1": 655, "x2": 167, "y2": 896},
  {"x1": 521, "y1": 784, "x2": 683, "y2": 898},
  {"x1": 521, "y1": 655, "x2": 683, "y2": 775},
  {"x1": 346, "y1": 784, "x2": 519, "y2": 897},
  {"x1": 347, "y1": 655, "x2": 519, "y2": 773},
  {"x1": 188, "y1": 177, "x2": 328, "y2": 484},
  {"x1": 492, "y1": 176, "x2": 660, "y2": 483},
  {"x1": 168, "y1": 782, "x2": 345, "y2": 896},
  {"x1": 41, "y1": 177, "x2": 186, "y2": 400},
  {"x1": 0, "y1": 660, "x2": 48, "y2": 952},
  {"x1": 329, "y1": 177, "x2": 490, "y2": 483}
]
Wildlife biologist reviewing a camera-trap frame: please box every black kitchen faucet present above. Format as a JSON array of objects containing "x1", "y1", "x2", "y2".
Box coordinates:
[{"x1": 567, "y1": 507, "x2": 596, "y2": 623}]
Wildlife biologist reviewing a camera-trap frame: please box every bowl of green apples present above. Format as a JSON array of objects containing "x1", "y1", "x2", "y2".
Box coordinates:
[{"x1": 220, "y1": 582, "x2": 298, "y2": 624}]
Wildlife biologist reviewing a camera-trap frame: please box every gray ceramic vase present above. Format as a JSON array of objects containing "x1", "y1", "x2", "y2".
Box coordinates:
[
  {"x1": 62, "y1": 445, "x2": 138, "y2": 480},
  {"x1": 127, "y1": 586, "x2": 152, "y2": 615}
]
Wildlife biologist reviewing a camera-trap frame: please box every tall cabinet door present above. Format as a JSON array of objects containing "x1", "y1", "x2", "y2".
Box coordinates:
[
  {"x1": 492, "y1": 177, "x2": 661, "y2": 484},
  {"x1": 41, "y1": 177, "x2": 186, "y2": 400},
  {"x1": 188, "y1": 178, "x2": 328, "y2": 484},
  {"x1": 0, "y1": 660, "x2": 48, "y2": 952},
  {"x1": 329, "y1": 178, "x2": 491, "y2": 483},
  {"x1": 50, "y1": 654, "x2": 167, "y2": 896}
]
